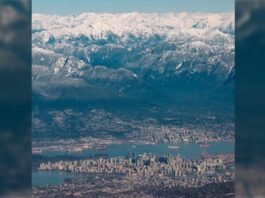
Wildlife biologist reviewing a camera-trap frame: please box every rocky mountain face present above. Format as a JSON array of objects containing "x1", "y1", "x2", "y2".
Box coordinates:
[{"x1": 32, "y1": 12, "x2": 234, "y2": 139}]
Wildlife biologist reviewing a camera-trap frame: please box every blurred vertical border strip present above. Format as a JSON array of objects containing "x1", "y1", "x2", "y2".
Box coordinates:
[
  {"x1": 236, "y1": 0, "x2": 265, "y2": 197},
  {"x1": 0, "y1": 0, "x2": 31, "y2": 197}
]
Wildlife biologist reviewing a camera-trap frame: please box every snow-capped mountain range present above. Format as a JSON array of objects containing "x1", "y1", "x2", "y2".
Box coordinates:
[
  {"x1": 33, "y1": 12, "x2": 234, "y2": 43},
  {"x1": 32, "y1": 12, "x2": 234, "y2": 102}
]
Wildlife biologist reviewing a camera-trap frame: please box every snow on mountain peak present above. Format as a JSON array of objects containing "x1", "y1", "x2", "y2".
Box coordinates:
[{"x1": 32, "y1": 12, "x2": 234, "y2": 43}]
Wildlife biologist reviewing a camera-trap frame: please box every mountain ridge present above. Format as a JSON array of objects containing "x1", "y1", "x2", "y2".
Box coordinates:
[
  {"x1": 33, "y1": 12, "x2": 234, "y2": 44},
  {"x1": 32, "y1": 12, "x2": 235, "y2": 139},
  {"x1": 32, "y1": 12, "x2": 234, "y2": 102}
]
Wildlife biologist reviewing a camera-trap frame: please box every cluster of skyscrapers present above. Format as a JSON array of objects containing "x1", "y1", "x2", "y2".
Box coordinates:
[{"x1": 39, "y1": 153, "x2": 225, "y2": 177}]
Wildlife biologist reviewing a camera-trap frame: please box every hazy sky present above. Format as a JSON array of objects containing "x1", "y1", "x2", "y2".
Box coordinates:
[{"x1": 33, "y1": 0, "x2": 234, "y2": 15}]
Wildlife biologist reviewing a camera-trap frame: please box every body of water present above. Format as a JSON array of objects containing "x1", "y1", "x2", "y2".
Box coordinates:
[
  {"x1": 42, "y1": 141, "x2": 234, "y2": 159},
  {"x1": 32, "y1": 171, "x2": 82, "y2": 187}
]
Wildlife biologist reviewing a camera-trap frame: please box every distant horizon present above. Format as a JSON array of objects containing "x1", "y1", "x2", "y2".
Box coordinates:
[
  {"x1": 33, "y1": 10, "x2": 234, "y2": 16},
  {"x1": 33, "y1": 0, "x2": 234, "y2": 16}
]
